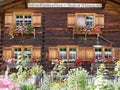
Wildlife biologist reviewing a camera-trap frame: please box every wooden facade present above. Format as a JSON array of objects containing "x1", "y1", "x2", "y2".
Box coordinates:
[{"x1": 0, "y1": 0, "x2": 120, "y2": 72}]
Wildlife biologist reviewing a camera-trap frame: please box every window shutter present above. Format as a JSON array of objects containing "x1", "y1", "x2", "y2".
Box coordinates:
[
  {"x1": 49, "y1": 47, "x2": 58, "y2": 60},
  {"x1": 78, "y1": 47, "x2": 85, "y2": 60},
  {"x1": 5, "y1": 13, "x2": 13, "y2": 27},
  {"x1": 85, "y1": 48, "x2": 94, "y2": 60},
  {"x1": 32, "y1": 13, "x2": 41, "y2": 27},
  {"x1": 3, "y1": 47, "x2": 12, "y2": 60},
  {"x1": 113, "y1": 48, "x2": 120, "y2": 59},
  {"x1": 95, "y1": 14, "x2": 104, "y2": 28},
  {"x1": 67, "y1": 14, "x2": 76, "y2": 28},
  {"x1": 32, "y1": 47, "x2": 41, "y2": 61}
]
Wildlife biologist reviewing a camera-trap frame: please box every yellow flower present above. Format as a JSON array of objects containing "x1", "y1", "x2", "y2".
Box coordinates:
[
  {"x1": 52, "y1": 83, "x2": 61, "y2": 90},
  {"x1": 60, "y1": 61, "x2": 64, "y2": 65},
  {"x1": 116, "y1": 61, "x2": 120, "y2": 65},
  {"x1": 100, "y1": 63, "x2": 105, "y2": 68}
]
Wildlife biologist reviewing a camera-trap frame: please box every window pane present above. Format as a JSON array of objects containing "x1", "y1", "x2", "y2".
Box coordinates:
[
  {"x1": 69, "y1": 48, "x2": 76, "y2": 60},
  {"x1": 24, "y1": 15, "x2": 31, "y2": 25},
  {"x1": 95, "y1": 48, "x2": 102, "y2": 59},
  {"x1": 77, "y1": 16, "x2": 85, "y2": 27},
  {"x1": 16, "y1": 15, "x2": 23, "y2": 25},
  {"x1": 59, "y1": 48, "x2": 67, "y2": 59},
  {"x1": 24, "y1": 48, "x2": 31, "y2": 59},
  {"x1": 86, "y1": 16, "x2": 93, "y2": 27},
  {"x1": 105, "y1": 48, "x2": 112, "y2": 58},
  {"x1": 14, "y1": 48, "x2": 21, "y2": 59}
]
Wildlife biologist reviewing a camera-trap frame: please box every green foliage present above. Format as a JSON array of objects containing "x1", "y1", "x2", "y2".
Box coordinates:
[
  {"x1": 20, "y1": 84, "x2": 36, "y2": 90},
  {"x1": 53, "y1": 61, "x2": 66, "y2": 75},
  {"x1": 88, "y1": 75, "x2": 115, "y2": 90},
  {"x1": 114, "y1": 61, "x2": 120, "y2": 76},
  {"x1": 9, "y1": 73, "x2": 17, "y2": 81},
  {"x1": 30, "y1": 63, "x2": 44, "y2": 75},
  {"x1": 27, "y1": 25, "x2": 34, "y2": 34},
  {"x1": 68, "y1": 67, "x2": 88, "y2": 90},
  {"x1": 16, "y1": 53, "x2": 30, "y2": 80},
  {"x1": 97, "y1": 63, "x2": 108, "y2": 75}
]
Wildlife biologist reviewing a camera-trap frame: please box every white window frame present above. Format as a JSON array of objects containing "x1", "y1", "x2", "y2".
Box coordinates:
[
  {"x1": 69, "y1": 48, "x2": 76, "y2": 61},
  {"x1": 59, "y1": 48, "x2": 67, "y2": 60},
  {"x1": 76, "y1": 13, "x2": 95, "y2": 28},
  {"x1": 16, "y1": 15, "x2": 32, "y2": 25},
  {"x1": 13, "y1": 46, "x2": 32, "y2": 60},
  {"x1": 95, "y1": 48, "x2": 102, "y2": 60},
  {"x1": 104, "y1": 48, "x2": 112, "y2": 58}
]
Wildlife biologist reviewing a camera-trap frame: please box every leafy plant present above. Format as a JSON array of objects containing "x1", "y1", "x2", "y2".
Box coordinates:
[
  {"x1": 97, "y1": 63, "x2": 108, "y2": 75},
  {"x1": 20, "y1": 84, "x2": 35, "y2": 90},
  {"x1": 27, "y1": 24, "x2": 34, "y2": 34},
  {"x1": 87, "y1": 75, "x2": 115, "y2": 90},
  {"x1": 68, "y1": 67, "x2": 88, "y2": 90},
  {"x1": 16, "y1": 53, "x2": 30, "y2": 80},
  {"x1": 29, "y1": 63, "x2": 44, "y2": 75},
  {"x1": 114, "y1": 60, "x2": 120, "y2": 76}
]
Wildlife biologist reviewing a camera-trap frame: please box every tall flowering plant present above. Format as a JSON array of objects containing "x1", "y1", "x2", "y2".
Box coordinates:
[
  {"x1": 114, "y1": 60, "x2": 120, "y2": 76},
  {"x1": 53, "y1": 58, "x2": 66, "y2": 75},
  {"x1": 97, "y1": 63, "x2": 108, "y2": 75}
]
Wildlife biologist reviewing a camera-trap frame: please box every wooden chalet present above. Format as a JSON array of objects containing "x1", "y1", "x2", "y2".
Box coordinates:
[{"x1": 0, "y1": 0, "x2": 120, "y2": 74}]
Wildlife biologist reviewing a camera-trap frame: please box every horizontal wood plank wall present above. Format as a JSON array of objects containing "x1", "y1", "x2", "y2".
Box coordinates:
[{"x1": 2, "y1": 8, "x2": 120, "y2": 62}]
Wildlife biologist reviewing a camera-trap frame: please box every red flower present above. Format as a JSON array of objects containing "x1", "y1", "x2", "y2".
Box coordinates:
[
  {"x1": 74, "y1": 59, "x2": 82, "y2": 66},
  {"x1": 56, "y1": 58, "x2": 62, "y2": 64}
]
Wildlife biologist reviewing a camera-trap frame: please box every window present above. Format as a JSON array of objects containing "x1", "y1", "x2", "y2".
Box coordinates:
[
  {"x1": 86, "y1": 16, "x2": 93, "y2": 27},
  {"x1": 105, "y1": 48, "x2": 112, "y2": 58},
  {"x1": 59, "y1": 48, "x2": 67, "y2": 60},
  {"x1": 95, "y1": 48, "x2": 102, "y2": 60},
  {"x1": 24, "y1": 48, "x2": 32, "y2": 59},
  {"x1": 16, "y1": 15, "x2": 31, "y2": 25},
  {"x1": 67, "y1": 13, "x2": 104, "y2": 28},
  {"x1": 77, "y1": 14, "x2": 94, "y2": 28},
  {"x1": 14, "y1": 48, "x2": 21, "y2": 59},
  {"x1": 14, "y1": 47, "x2": 32, "y2": 59},
  {"x1": 69, "y1": 48, "x2": 76, "y2": 60},
  {"x1": 58, "y1": 46, "x2": 78, "y2": 61}
]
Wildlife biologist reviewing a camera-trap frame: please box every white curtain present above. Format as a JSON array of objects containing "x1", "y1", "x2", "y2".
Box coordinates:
[{"x1": 77, "y1": 16, "x2": 85, "y2": 27}]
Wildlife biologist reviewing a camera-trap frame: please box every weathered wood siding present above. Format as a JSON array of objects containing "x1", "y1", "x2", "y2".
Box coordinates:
[{"x1": 2, "y1": 8, "x2": 120, "y2": 63}]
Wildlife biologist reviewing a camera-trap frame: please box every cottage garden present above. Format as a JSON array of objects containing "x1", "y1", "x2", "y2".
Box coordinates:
[{"x1": 0, "y1": 54, "x2": 120, "y2": 90}]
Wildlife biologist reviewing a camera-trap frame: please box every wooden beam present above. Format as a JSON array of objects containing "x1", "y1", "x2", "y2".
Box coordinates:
[
  {"x1": 109, "y1": 0, "x2": 120, "y2": 5},
  {"x1": 102, "y1": 30, "x2": 120, "y2": 33},
  {"x1": 25, "y1": 0, "x2": 29, "y2": 9},
  {"x1": 0, "y1": 0, "x2": 16, "y2": 6},
  {"x1": 2, "y1": 1, "x2": 25, "y2": 10},
  {"x1": 99, "y1": 35, "x2": 115, "y2": 46},
  {"x1": 101, "y1": 0, "x2": 106, "y2": 9},
  {"x1": 107, "y1": 0, "x2": 120, "y2": 8}
]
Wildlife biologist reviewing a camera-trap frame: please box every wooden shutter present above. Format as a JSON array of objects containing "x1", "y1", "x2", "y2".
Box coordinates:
[
  {"x1": 113, "y1": 48, "x2": 120, "y2": 59},
  {"x1": 67, "y1": 14, "x2": 76, "y2": 28},
  {"x1": 95, "y1": 14, "x2": 104, "y2": 28},
  {"x1": 3, "y1": 47, "x2": 12, "y2": 60},
  {"x1": 32, "y1": 13, "x2": 41, "y2": 27},
  {"x1": 78, "y1": 47, "x2": 85, "y2": 60},
  {"x1": 49, "y1": 47, "x2": 58, "y2": 61},
  {"x1": 32, "y1": 47, "x2": 41, "y2": 61},
  {"x1": 5, "y1": 13, "x2": 13, "y2": 27},
  {"x1": 85, "y1": 47, "x2": 94, "y2": 61}
]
